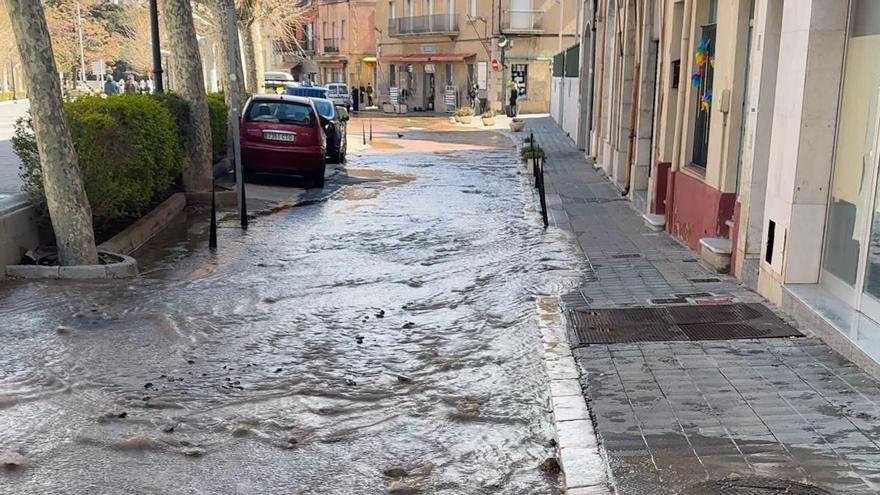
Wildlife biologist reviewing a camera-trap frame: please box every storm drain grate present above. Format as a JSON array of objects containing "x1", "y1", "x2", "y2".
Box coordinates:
[
  {"x1": 689, "y1": 277, "x2": 722, "y2": 283},
  {"x1": 569, "y1": 303, "x2": 802, "y2": 344},
  {"x1": 611, "y1": 253, "x2": 642, "y2": 259},
  {"x1": 681, "y1": 476, "x2": 832, "y2": 495},
  {"x1": 650, "y1": 297, "x2": 689, "y2": 305}
]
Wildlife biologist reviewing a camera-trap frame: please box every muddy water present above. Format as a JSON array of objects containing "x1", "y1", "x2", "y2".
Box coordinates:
[{"x1": 0, "y1": 142, "x2": 584, "y2": 494}]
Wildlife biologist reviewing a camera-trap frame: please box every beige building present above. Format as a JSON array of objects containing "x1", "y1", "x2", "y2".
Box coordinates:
[
  {"x1": 375, "y1": 0, "x2": 578, "y2": 113},
  {"x1": 316, "y1": 0, "x2": 378, "y2": 87},
  {"x1": 265, "y1": 1, "x2": 377, "y2": 87}
]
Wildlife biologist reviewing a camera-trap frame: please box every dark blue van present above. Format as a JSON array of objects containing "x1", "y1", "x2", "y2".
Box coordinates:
[{"x1": 285, "y1": 86, "x2": 330, "y2": 99}]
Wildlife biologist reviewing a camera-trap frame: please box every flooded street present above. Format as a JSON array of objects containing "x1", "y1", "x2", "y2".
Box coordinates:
[{"x1": 0, "y1": 124, "x2": 584, "y2": 494}]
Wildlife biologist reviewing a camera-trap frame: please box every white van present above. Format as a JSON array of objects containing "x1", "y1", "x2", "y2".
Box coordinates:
[{"x1": 326, "y1": 83, "x2": 351, "y2": 110}]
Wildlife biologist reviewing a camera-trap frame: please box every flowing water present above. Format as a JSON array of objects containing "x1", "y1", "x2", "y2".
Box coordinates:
[{"x1": 0, "y1": 135, "x2": 584, "y2": 494}]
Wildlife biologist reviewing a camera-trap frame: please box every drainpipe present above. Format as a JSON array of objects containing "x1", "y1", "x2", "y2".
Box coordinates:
[
  {"x1": 586, "y1": 0, "x2": 598, "y2": 155},
  {"x1": 591, "y1": 0, "x2": 608, "y2": 159},
  {"x1": 671, "y1": 0, "x2": 693, "y2": 173},
  {"x1": 622, "y1": 0, "x2": 643, "y2": 196}
]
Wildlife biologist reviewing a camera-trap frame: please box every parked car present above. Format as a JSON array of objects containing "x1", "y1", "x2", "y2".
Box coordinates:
[
  {"x1": 264, "y1": 71, "x2": 295, "y2": 93},
  {"x1": 239, "y1": 95, "x2": 326, "y2": 188},
  {"x1": 311, "y1": 98, "x2": 349, "y2": 163},
  {"x1": 285, "y1": 85, "x2": 330, "y2": 99},
  {"x1": 326, "y1": 83, "x2": 352, "y2": 110}
]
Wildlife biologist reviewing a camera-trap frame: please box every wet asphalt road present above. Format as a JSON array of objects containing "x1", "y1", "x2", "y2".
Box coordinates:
[{"x1": 0, "y1": 126, "x2": 584, "y2": 494}]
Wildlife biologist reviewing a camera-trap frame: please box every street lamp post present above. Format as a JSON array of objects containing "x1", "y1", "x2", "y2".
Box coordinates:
[
  {"x1": 76, "y1": 0, "x2": 86, "y2": 84},
  {"x1": 150, "y1": 0, "x2": 164, "y2": 93}
]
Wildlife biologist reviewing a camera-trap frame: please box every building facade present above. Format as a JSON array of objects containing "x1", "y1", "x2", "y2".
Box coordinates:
[
  {"x1": 265, "y1": 0, "x2": 377, "y2": 87},
  {"x1": 316, "y1": 0, "x2": 378, "y2": 87},
  {"x1": 375, "y1": 0, "x2": 579, "y2": 113},
  {"x1": 566, "y1": 0, "x2": 880, "y2": 370}
]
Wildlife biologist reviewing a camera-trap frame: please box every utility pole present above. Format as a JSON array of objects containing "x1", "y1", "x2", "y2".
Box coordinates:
[
  {"x1": 150, "y1": 0, "x2": 164, "y2": 93},
  {"x1": 76, "y1": 0, "x2": 86, "y2": 83},
  {"x1": 223, "y1": 4, "x2": 247, "y2": 229},
  {"x1": 558, "y1": 0, "x2": 564, "y2": 51}
]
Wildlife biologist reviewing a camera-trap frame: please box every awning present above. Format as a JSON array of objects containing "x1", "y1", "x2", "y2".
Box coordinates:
[{"x1": 380, "y1": 53, "x2": 476, "y2": 63}]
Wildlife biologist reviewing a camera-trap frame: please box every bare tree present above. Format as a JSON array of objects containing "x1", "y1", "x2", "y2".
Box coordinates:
[
  {"x1": 237, "y1": 0, "x2": 312, "y2": 92},
  {"x1": 4, "y1": 0, "x2": 98, "y2": 265},
  {"x1": 158, "y1": 0, "x2": 213, "y2": 192}
]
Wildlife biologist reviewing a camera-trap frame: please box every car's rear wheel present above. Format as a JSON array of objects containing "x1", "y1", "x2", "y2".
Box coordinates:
[{"x1": 310, "y1": 168, "x2": 326, "y2": 189}]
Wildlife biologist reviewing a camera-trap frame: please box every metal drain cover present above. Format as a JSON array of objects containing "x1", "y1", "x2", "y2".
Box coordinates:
[
  {"x1": 569, "y1": 303, "x2": 802, "y2": 344},
  {"x1": 680, "y1": 476, "x2": 831, "y2": 495}
]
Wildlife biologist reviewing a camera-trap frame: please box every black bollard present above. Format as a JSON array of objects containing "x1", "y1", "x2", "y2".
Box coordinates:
[
  {"x1": 369, "y1": 117, "x2": 373, "y2": 142},
  {"x1": 209, "y1": 181, "x2": 217, "y2": 249},
  {"x1": 240, "y1": 175, "x2": 248, "y2": 230},
  {"x1": 362, "y1": 120, "x2": 366, "y2": 145}
]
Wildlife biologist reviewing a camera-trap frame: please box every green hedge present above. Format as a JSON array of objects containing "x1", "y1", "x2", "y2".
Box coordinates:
[
  {"x1": 206, "y1": 92, "x2": 229, "y2": 162},
  {"x1": 14, "y1": 94, "x2": 184, "y2": 230}
]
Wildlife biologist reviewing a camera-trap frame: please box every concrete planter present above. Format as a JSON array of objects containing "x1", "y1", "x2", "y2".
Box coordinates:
[
  {"x1": 509, "y1": 119, "x2": 525, "y2": 132},
  {"x1": 99, "y1": 193, "x2": 187, "y2": 255},
  {"x1": 5, "y1": 251, "x2": 138, "y2": 280},
  {"x1": 482, "y1": 117, "x2": 496, "y2": 126},
  {"x1": 382, "y1": 103, "x2": 394, "y2": 113},
  {"x1": 459, "y1": 115, "x2": 473, "y2": 124}
]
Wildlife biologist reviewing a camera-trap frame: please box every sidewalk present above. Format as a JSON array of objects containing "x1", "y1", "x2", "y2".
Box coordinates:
[{"x1": 525, "y1": 116, "x2": 880, "y2": 494}]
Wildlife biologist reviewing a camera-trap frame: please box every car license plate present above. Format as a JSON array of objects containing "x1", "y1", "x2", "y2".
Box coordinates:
[{"x1": 263, "y1": 131, "x2": 295, "y2": 143}]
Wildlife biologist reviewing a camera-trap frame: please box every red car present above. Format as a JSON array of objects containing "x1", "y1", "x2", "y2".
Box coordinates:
[{"x1": 240, "y1": 95, "x2": 326, "y2": 187}]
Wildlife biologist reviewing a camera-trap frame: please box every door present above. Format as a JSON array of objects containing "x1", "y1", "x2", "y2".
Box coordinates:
[
  {"x1": 510, "y1": 0, "x2": 531, "y2": 30},
  {"x1": 424, "y1": 71, "x2": 435, "y2": 110},
  {"x1": 822, "y1": 0, "x2": 880, "y2": 312}
]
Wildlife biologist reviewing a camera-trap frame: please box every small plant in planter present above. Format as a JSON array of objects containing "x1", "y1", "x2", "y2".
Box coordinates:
[
  {"x1": 455, "y1": 106, "x2": 475, "y2": 124},
  {"x1": 481, "y1": 110, "x2": 497, "y2": 126},
  {"x1": 520, "y1": 143, "x2": 545, "y2": 162},
  {"x1": 510, "y1": 117, "x2": 525, "y2": 132}
]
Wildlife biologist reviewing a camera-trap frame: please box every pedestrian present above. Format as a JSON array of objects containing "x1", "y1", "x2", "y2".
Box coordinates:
[
  {"x1": 139, "y1": 79, "x2": 148, "y2": 94},
  {"x1": 146, "y1": 78, "x2": 154, "y2": 94},
  {"x1": 125, "y1": 75, "x2": 138, "y2": 95},
  {"x1": 366, "y1": 83, "x2": 374, "y2": 107},
  {"x1": 352, "y1": 85, "x2": 360, "y2": 112},
  {"x1": 103, "y1": 75, "x2": 117, "y2": 96},
  {"x1": 116, "y1": 77, "x2": 125, "y2": 94},
  {"x1": 507, "y1": 76, "x2": 520, "y2": 117},
  {"x1": 468, "y1": 82, "x2": 478, "y2": 109}
]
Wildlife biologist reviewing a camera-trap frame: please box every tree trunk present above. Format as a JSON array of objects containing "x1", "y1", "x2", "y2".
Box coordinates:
[
  {"x1": 251, "y1": 19, "x2": 265, "y2": 93},
  {"x1": 158, "y1": 0, "x2": 213, "y2": 192},
  {"x1": 5, "y1": 0, "x2": 98, "y2": 266},
  {"x1": 214, "y1": 0, "x2": 245, "y2": 160},
  {"x1": 240, "y1": 20, "x2": 258, "y2": 93}
]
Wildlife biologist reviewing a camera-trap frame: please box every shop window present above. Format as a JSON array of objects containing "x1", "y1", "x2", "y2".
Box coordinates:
[
  {"x1": 390, "y1": 64, "x2": 397, "y2": 87},
  {"x1": 445, "y1": 63, "x2": 453, "y2": 86},
  {"x1": 690, "y1": 0, "x2": 717, "y2": 168}
]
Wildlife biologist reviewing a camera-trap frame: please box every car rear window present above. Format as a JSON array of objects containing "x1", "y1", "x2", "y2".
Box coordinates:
[
  {"x1": 246, "y1": 101, "x2": 314, "y2": 126},
  {"x1": 329, "y1": 85, "x2": 349, "y2": 95},
  {"x1": 312, "y1": 99, "x2": 335, "y2": 119}
]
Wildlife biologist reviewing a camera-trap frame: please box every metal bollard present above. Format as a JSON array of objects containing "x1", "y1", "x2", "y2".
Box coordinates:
[{"x1": 209, "y1": 180, "x2": 218, "y2": 249}]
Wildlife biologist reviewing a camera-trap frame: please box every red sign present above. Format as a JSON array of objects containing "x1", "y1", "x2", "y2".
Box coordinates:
[{"x1": 491, "y1": 58, "x2": 500, "y2": 71}]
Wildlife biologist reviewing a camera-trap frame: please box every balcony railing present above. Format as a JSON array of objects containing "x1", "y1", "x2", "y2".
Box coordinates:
[
  {"x1": 388, "y1": 14, "x2": 459, "y2": 37},
  {"x1": 502, "y1": 9, "x2": 544, "y2": 33},
  {"x1": 272, "y1": 38, "x2": 314, "y2": 56},
  {"x1": 323, "y1": 38, "x2": 339, "y2": 53}
]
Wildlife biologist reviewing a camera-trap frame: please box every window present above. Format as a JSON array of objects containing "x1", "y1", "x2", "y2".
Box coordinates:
[
  {"x1": 406, "y1": 0, "x2": 412, "y2": 17},
  {"x1": 306, "y1": 23, "x2": 314, "y2": 51},
  {"x1": 246, "y1": 100, "x2": 314, "y2": 126},
  {"x1": 690, "y1": 0, "x2": 717, "y2": 168},
  {"x1": 390, "y1": 64, "x2": 397, "y2": 87},
  {"x1": 323, "y1": 21, "x2": 328, "y2": 38},
  {"x1": 445, "y1": 63, "x2": 453, "y2": 86},
  {"x1": 332, "y1": 22, "x2": 336, "y2": 40},
  {"x1": 389, "y1": 1, "x2": 396, "y2": 19},
  {"x1": 468, "y1": 0, "x2": 476, "y2": 16},
  {"x1": 341, "y1": 20, "x2": 346, "y2": 39}
]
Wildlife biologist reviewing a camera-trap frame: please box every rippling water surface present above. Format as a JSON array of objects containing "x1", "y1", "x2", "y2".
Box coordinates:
[{"x1": 0, "y1": 140, "x2": 584, "y2": 494}]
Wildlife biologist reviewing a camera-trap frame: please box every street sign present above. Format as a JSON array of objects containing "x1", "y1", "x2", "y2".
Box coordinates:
[{"x1": 491, "y1": 59, "x2": 500, "y2": 71}]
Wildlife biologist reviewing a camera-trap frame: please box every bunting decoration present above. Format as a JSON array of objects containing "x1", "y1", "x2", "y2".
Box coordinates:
[
  {"x1": 701, "y1": 90, "x2": 713, "y2": 112},
  {"x1": 692, "y1": 37, "x2": 713, "y2": 111}
]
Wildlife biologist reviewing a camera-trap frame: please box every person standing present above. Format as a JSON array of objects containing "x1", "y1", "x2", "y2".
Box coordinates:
[
  {"x1": 366, "y1": 83, "x2": 374, "y2": 107},
  {"x1": 124, "y1": 75, "x2": 138, "y2": 94},
  {"x1": 139, "y1": 78, "x2": 148, "y2": 94},
  {"x1": 507, "y1": 76, "x2": 520, "y2": 117},
  {"x1": 103, "y1": 75, "x2": 117, "y2": 96},
  {"x1": 351, "y1": 85, "x2": 360, "y2": 112}
]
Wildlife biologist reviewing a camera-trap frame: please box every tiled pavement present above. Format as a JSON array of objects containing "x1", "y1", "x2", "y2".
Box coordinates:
[{"x1": 523, "y1": 117, "x2": 880, "y2": 494}]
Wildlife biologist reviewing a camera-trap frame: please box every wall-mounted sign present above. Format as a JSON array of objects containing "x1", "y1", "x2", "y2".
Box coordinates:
[
  {"x1": 491, "y1": 58, "x2": 500, "y2": 71},
  {"x1": 420, "y1": 44, "x2": 439, "y2": 54},
  {"x1": 425, "y1": 64, "x2": 435, "y2": 74}
]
